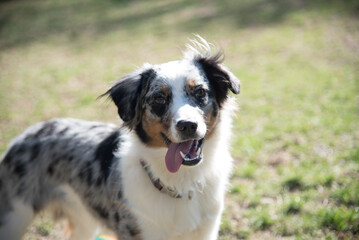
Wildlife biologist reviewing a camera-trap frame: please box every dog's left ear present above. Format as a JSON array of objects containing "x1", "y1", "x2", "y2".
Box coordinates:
[
  {"x1": 101, "y1": 67, "x2": 155, "y2": 129},
  {"x1": 196, "y1": 55, "x2": 240, "y2": 107}
]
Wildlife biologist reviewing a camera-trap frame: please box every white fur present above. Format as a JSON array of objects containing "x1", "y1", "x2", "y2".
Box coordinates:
[{"x1": 120, "y1": 101, "x2": 234, "y2": 240}]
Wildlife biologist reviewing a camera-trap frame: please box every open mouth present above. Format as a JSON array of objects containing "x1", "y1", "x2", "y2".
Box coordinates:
[{"x1": 162, "y1": 133, "x2": 204, "y2": 173}]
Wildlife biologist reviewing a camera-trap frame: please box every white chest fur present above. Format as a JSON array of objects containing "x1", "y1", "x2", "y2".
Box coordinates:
[{"x1": 120, "y1": 129, "x2": 232, "y2": 240}]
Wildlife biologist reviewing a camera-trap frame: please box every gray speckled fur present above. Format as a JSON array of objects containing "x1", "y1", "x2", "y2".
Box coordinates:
[{"x1": 0, "y1": 118, "x2": 140, "y2": 239}]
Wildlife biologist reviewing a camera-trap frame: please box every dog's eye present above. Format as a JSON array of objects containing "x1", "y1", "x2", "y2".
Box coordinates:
[
  {"x1": 195, "y1": 88, "x2": 206, "y2": 98},
  {"x1": 153, "y1": 96, "x2": 166, "y2": 105}
]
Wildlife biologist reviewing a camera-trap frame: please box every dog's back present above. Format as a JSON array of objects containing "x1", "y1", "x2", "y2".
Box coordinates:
[{"x1": 0, "y1": 118, "x2": 140, "y2": 240}]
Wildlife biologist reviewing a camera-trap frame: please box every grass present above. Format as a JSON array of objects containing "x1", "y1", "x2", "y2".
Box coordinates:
[
  {"x1": 1, "y1": 0, "x2": 359, "y2": 239},
  {"x1": 36, "y1": 220, "x2": 54, "y2": 236}
]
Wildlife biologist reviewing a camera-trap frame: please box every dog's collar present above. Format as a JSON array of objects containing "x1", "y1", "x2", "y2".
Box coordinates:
[{"x1": 139, "y1": 159, "x2": 193, "y2": 200}]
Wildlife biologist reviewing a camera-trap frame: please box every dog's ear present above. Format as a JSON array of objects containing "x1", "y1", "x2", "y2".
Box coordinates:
[
  {"x1": 102, "y1": 67, "x2": 155, "y2": 128},
  {"x1": 196, "y1": 54, "x2": 240, "y2": 107}
]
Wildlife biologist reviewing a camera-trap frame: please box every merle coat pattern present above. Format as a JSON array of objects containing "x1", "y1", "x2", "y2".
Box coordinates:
[
  {"x1": 0, "y1": 37, "x2": 240, "y2": 240},
  {"x1": 0, "y1": 119, "x2": 140, "y2": 239}
]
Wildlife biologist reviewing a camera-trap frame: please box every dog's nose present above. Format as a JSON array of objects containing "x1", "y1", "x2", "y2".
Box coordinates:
[{"x1": 176, "y1": 120, "x2": 198, "y2": 136}]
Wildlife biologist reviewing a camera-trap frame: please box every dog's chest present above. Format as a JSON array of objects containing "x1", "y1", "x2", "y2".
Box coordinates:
[{"x1": 122, "y1": 159, "x2": 221, "y2": 239}]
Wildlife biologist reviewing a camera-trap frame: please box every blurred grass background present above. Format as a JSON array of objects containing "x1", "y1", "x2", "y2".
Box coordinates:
[{"x1": 0, "y1": 0, "x2": 358, "y2": 239}]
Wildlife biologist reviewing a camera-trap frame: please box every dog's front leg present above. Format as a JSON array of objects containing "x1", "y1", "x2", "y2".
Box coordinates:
[{"x1": 0, "y1": 199, "x2": 35, "y2": 240}]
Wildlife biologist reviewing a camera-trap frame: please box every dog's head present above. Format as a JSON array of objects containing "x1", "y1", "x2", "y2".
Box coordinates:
[{"x1": 103, "y1": 38, "x2": 240, "y2": 173}]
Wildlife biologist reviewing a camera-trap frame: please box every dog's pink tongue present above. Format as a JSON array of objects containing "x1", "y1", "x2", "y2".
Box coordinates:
[{"x1": 165, "y1": 140, "x2": 194, "y2": 173}]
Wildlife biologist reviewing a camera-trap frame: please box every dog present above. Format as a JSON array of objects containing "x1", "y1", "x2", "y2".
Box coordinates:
[{"x1": 0, "y1": 37, "x2": 240, "y2": 240}]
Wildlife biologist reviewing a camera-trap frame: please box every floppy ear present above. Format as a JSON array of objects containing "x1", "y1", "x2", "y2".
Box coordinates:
[
  {"x1": 196, "y1": 54, "x2": 240, "y2": 107},
  {"x1": 102, "y1": 68, "x2": 155, "y2": 128}
]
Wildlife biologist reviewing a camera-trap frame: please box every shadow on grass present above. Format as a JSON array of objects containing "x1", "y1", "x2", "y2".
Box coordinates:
[{"x1": 0, "y1": 0, "x2": 358, "y2": 50}]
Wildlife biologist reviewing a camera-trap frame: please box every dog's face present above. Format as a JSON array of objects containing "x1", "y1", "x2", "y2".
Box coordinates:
[{"x1": 104, "y1": 48, "x2": 240, "y2": 173}]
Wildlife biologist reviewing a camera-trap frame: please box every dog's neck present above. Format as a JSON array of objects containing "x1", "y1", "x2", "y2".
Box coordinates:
[{"x1": 139, "y1": 159, "x2": 194, "y2": 200}]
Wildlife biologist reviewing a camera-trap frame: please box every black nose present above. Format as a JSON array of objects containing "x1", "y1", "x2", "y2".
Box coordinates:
[{"x1": 176, "y1": 120, "x2": 198, "y2": 136}]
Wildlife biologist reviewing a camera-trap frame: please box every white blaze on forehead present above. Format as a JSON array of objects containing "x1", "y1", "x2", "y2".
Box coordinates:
[{"x1": 153, "y1": 60, "x2": 204, "y2": 87}]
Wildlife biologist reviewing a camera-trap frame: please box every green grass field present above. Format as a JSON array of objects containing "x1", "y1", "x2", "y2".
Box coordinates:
[{"x1": 1, "y1": 0, "x2": 358, "y2": 239}]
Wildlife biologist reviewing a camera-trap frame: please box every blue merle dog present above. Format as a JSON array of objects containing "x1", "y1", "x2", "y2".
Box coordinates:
[{"x1": 0, "y1": 37, "x2": 240, "y2": 240}]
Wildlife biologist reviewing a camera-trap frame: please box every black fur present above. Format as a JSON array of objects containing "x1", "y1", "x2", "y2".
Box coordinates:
[
  {"x1": 127, "y1": 224, "x2": 140, "y2": 237},
  {"x1": 29, "y1": 142, "x2": 40, "y2": 162},
  {"x1": 150, "y1": 97, "x2": 170, "y2": 117},
  {"x1": 95, "y1": 131, "x2": 121, "y2": 181},
  {"x1": 103, "y1": 69, "x2": 156, "y2": 129},
  {"x1": 13, "y1": 162, "x2": 26, "y2": 177},
  {"x1": 212, "y1": 101, "x2": 219, "y2": 117},
  {"x1": 195, "y1": 54, "x2": 240, "y2": 107},
  {"x1": 135, "y1": 122, "x2": 150, "y2": 144},
  {"x1": 79, "y1": 164, "x2": 94, "y2": 186},
  {"x1": 27, "y1": 121, "x2": 56, "y2": 140},
  {"x1": 115, "y1": 212, "x2": 121, "y2": 223},
  {"x1": 93, "y1": 204, "x2": 109, "y2": 219}
]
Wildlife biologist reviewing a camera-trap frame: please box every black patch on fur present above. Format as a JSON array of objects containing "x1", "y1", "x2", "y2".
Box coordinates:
[
  {"x1": 14, "y1": 162, "x2": 27, "y2": 177},
  {"x1": 198, "y1": 63, "x2": 228, "y2": 107},
  {"x1": 95, "y1": 178, "x2": 102, "y2": 186},
  {"x1": 58, "y1": 127, "x2": 69, "y2": 135},
  {"x1": 17, "y1": 182, "x2": 26, "y2": 195},
  {"x1": 79, "y1": 164, "x2": 94, "y2": 186},
  {"x1": 18, "y1": 144, "x2": 26, "y2": 153},
  {"x1": 93, "y1": 205, "x2": 109, "y2": 219},
  {"x1": 150, "y1": 102, "x2": 168, "y2": 117},
  {"x1": 196, "y1": 97, "x2": 208, "y2": 108},
  {"x1": 47, "y1": 162, "x2": 56, "y2": 176},
  {"x1": 86, "y1": 169, "x2": 93, "y2": 185},
  {"x1": 34, "y1": 121, "x2": 56, "y2": 138},
  {"x1": 114, "y1": 212, "x2": 120, "y2": 223},
  {"x1": 212, "y1": 101, "x2": 218, "y2": 117},
  {"x1": 127, "y1": 224, "x2": 139, "y2": 236},
  {"x1": 29, "y1": 142, "x2": 40, "y2": 161},
  {"x1": 135, "y1": 122, "x2": 150, "y2": 144},
  {"x1": 33, "y1": 201, "x2": 43, "y2": 212},
  {"x1": 2, "y1": 152, "x2": 12, "y2": 165},
  {"x1": 101, "y1": 68, "x2": 155, "y2": 129},
  {"x1": 195, "y1": 54, "x2": 240, "y2": 107},
  {"x1": 117, "y1": 189, "x2": 123, "y2": 199},
  {"x1": 149, "y1": 91, "x2": 171, "y2": 118},
  {"x1": 95, "y1": 131, "x2": 120, "y2": 181},
  {"x1": 2, "y1": 144, "x2": 25, "y2": 166}
]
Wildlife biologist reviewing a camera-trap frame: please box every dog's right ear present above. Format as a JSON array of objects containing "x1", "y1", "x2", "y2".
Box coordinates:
[{"x1": 101, "y1": 67, "x2": 155, "y2": 129}]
